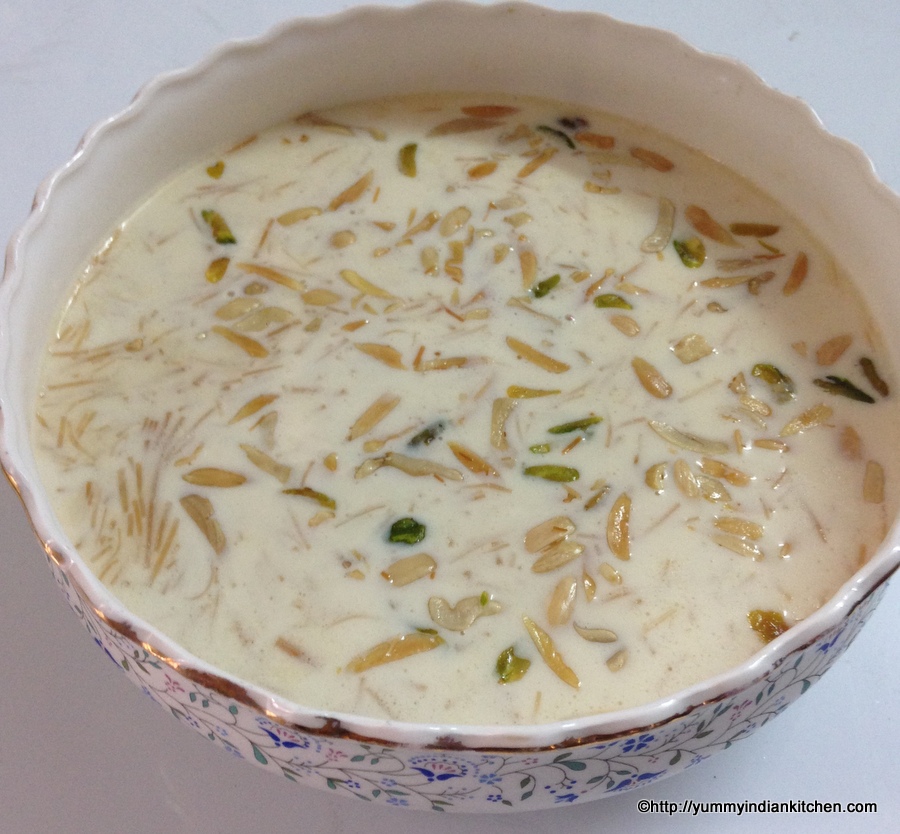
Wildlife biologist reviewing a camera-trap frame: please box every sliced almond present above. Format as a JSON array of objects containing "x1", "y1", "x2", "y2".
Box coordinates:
[
  {"x1": 547, "y1": 575, "x2": 578, "y2": 626},
  {"x1": 506, "y1": 336, "x2": 570, "y2": 373},
  {"x1": 522, "y1": 615, "x2": 580, "y2": 688},
  {"x1": 428, "y1": 595, "x2": 502, "y2": 632},
  {"x1": 531, "y1": 539, "x2": 585, "y2": 573},
  {"x1": 381, "y1": 552, "x2": 436, "y2": 586},
  {"x1": 632, "y1": 357, "x2": 672, "y2": 399},
  {"x1": 607, "y1": 493, "x2": 631, "y2": 561},
  {"x1": 328, "y1": 169, "x2": 374, "y2": 211},
  {"x1": 345, "y1": 631, "x2": 444, "y2": 673},
  {"x1": 182, "y1": 468, "x2": 246, "y2": 487},
  {"x1": 347, "y1": 394, "x2": 400, "y2": 441},
  {"x1": 180, "y1": 494, "x2": 226, "y2": 555},
  {"x1": 446, "y1": 441, "x2": 498, "y2": 477},
  {"x1": 524, "y1": 515, "x2": 576, "y2": 553},
  {"x1": 354, "y1": 342, "x2": 405, "y2": 369}
]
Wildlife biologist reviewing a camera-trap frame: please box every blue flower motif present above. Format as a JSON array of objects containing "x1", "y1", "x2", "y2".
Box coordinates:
[
  {"x1": 486, "y1": 794, "x2": 504, "y2": 803},
  {"x1": 386, "y1": 796, "x2": 409, "y2": 807},
  {"x1": 554, "y1": 793, "x2": 579, "y2": 804},
  {"x1": 478, "y1": 773, "x2": 501, "y2": 785},
  {"x1": 621, "y1": 733, "x2": 655, "y2": 753}
]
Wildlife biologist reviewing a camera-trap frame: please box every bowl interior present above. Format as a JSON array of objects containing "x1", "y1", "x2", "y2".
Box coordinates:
[{"x1": 3, "y1": 0, "x2": 900, "y2": 748}]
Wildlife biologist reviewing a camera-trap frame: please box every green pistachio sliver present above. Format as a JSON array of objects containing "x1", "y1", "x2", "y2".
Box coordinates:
[
  {"x1": 536, "y1": 124, "x2": 575, "y2": 148},
  {"x1": 408, "y1": 420, "x2": 446, "y2": 447},
  {"x1": 282, "y1": 486, "x2": 336, "y2": 509},
  {"x1": 201, "y1": 209, "x2": 236, "y2": 245},
  {"x1": 593, "y1": 293, "x2": 632, "y2": 310},
  {"x1": 529, "y1": 443, "x2": 551, "y2": 454},
  {"x1": 206, "y1": 160, "x2": 225, "y2": 179},
  {"x1": 673, "y1": 236, "x2": 705, "y2": 268},
  {"x1": 398, "y1": 142, "x2": 418, "y2": 177},
  {"x1": 524, "y1": 464, "x2": 580, "y2": 482},
  {"x1": 496, "y1": 646, "x2": 531, "y2": 683},
  {"x1": 752, "y1": 363, "x2": 796, "y2": 402},
  {"x1": 389, "y1": 517, "x2": 427, "y2": 544},
  {"x1": 532, "y1": 273, "x2": 561, "y2": 298},
  {"x1": 548, "y1": 415, "x2": 603, "y2": 434},
  {"x1": 813, "y1": 376, "x2": 875, "y2": 404}
]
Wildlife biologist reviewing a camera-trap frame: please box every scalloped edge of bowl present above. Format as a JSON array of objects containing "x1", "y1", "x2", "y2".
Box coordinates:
[{"x1": 3, "y1": 0, "x2": 900, "y2": 752}]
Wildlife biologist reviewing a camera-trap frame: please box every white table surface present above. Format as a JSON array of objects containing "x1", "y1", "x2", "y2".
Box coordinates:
[{"x1": 1, "y1": 1, "x2": 898, "y2": 831}]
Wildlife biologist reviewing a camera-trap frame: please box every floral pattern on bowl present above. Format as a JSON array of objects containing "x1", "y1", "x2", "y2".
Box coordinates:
[{"x1": 50, "y1": 549, "x2": 886, "y2": 811}]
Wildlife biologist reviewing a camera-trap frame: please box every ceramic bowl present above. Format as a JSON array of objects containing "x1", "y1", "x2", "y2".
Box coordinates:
[{"x1": 2, "y1": 1, "x2": 899, "y2": 813}]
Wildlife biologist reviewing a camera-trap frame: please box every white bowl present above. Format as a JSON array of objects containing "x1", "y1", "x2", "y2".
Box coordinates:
[{"x1": 2, "y1": 0, "x2": 899, "y2": 812}]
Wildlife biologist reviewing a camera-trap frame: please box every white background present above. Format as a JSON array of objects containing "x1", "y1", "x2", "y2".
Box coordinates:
[{"x1": 1, "y1": 1, "x2": 898, "y2": 831}]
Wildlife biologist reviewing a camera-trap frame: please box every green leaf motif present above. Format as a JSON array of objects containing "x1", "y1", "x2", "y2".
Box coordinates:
[{"x1": 252, "y1": 743, "x2": 268, "y2": 765}]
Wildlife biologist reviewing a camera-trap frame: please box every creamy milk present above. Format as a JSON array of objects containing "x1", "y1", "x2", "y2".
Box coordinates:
[{"x1": 33, "y1": 94, "x2": 899, "y2": 725}]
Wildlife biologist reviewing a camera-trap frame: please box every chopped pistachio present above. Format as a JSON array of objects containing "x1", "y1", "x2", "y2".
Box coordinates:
[
  {"x1": 813, "y1": 376, "x2": 875, "y2": 404},
  {"x1": 408, "y1": 420, "x2": 446, "y2": 447},
  {"x1": 529, "y1": 443, "x2": 551, "y2": 454},
  {"x1": 532, "y1": 274, "x2": 561, "y2": 298},
  {"x1": 496, "y1": 646, "x2": 531, "y2": 683},
  {"x1": 282, "y1": 486, "x2": 336, "y2": 510},
  {"x1": 673, "y1": 236, "x2": 705, "y2": 268},
  {"x1": 752, "y1": 363, "x2": 796, "y2": 402},
  {"x1": 398, "y1": 142, "x2": 418, "y2": 177},
  {"x1": 860, "y1": 357, "x2": 890, "y2": 397},
  {"x1": 200, "y1": 209, "x2": 236, "y2": 245},
  {"x1": 524, "y1": 464, "x2": 580, "y2": 482},
  {"x1": 388, "y1": 517, "x2": 427, "y2": 544},
  {"x1": 548, "y1": 415, "x2": 602, "y2": 434},
  {"x1": 536, "y1": 124, "x2": 575, "y2": 148},
  {"x1": 593, "y1": 293, "x2": 632, "y2": 310}
]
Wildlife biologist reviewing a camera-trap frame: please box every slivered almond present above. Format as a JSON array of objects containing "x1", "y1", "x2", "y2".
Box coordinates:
[
  {"x1": 712, "y1": 532, "x2": 764, "y2": 560},
  {"x1": 447, "y1": 441, "x2": 498, "y2": 477},
  {"x1": 211, "y1": 325, "x2": 269, "y2": 357},
  {"x1": 685, "y1": 205, "x2": 739, "y2": 246},
  {"x1": 599, "y1": 562, "x2": 622, "y2": 585},
  {"x1": 531, "y1": 539, "x2": 585, "y2": 573},
  {"x1": 439, "y1": 206, "x2": 472, "y2": 237},
  {"x1": 864, "y1": 460, "x2": 885, "y2": 503},
  {"x1": 233, "y1": 307, "x2": 293, "y2": 332},
  {"x1": 276, "y1": 206, "x2": 322, "y2": 225},
  {"x1": 607, "y1": 493, "x2": 631, "y2": 561},
  {"x1": 611, "y1": 315, "x2": 641, "y2": 337},
  {"x1": 302, "y1": 288, "x2": 343, "y2": 306},
  {"x1": 236, "y1": 262, "x2": 304, "y2": 291},
  {"x1": 574, "y1": 624, "x2": 618, "y2": 643},
  {"x1": 354, "y1": 342, "x2": 405, "y2": 369},
  {"x1": 517, "y1": 147, "x2": 557, "y2": 178},
  {"x1": 645, "y1": 462, "x2": 667, "y2": 493},
  {"x1": 355, "y1": 451, "x2": 463, "y2": 481},
  {"x1": 416, "y1": 356, "x2": 472, "y2": 371},
  {"x1": 754, "y1": 438, "x2": 789, "y2": 452},
  {"x1": 517, "y1": 250, "x2": 537, "y2": 289},
  {"x1": 347, "y1": 394, "x2": 400, "y2": 441},
  {"x1": 345, "y1": 631, "x2": 444, "y2": 673},
  {"x1": 468, "y1": 160, "x2": 498, "y2": 179},
  {"x1": 630, "y1": 146, "x2": 674, "y2": 171},
  {"x1": 523, "y1": 615, "x2": 579, "y2": 688},
  {"x1": 182, "y1": 468, "x2": 246, "y2": 487},
  {"x1": 783, "y1": 251, "x2": 808, "y2": 295},
  {"x1": 547, "y1": 575, "x2": 578, "y2": 625},
  {"x1": 606, "y1": 649, "x2": 628, "y2": 672},
  {"x1": 673, "y1": 459, "x2": 700, "y2": 498},
  {"x1": 700, "y1": 458, "x2": 751, "y2": 487},
  {"x1": 714, "y1": 516, "x2": 764, "y2": 540},
  {"x1": 329, "y1": 169, "x2": 374, "y2": 211},
  {"x1": 524, "y1": 515, "x2": 575, "y2": 553},
  {"x1": 648, "y1": 420, "x2": 730, "y2": 455},
  {"x1": 815, "y1": 334, "x2": 852, "y2": 366},
  {"x1": 340, "y1": 269, "x2": 395, "y2": 299},
  {"x1": 461, "y1": 104, "x2": 519, "y2": 118},
  {"x1": 490, "y1": 397, "x2": 515, "y2": 450},
  {"x1": 779, "y1": 403, "x2": 833, "y2": 436},
  {"x1": 632, "y1": 357, "x2": 672, "y2": 398},
  {"x1": 672, "y1": 333, "x2": 713, "y2": 364},
  {"x1": 239, "y1": 444, "x2": 291, "y2": 484},
  {"x1": 506, "y1": 336, "x2": 570, "y2": 373},
  {"x1": 428, "y1": 117, "x2": 501, "y2": 136},
  {"x1": 180, "y1": 494, "x2": 226, "y2": 555},
  {"x1": 574, "y1": 131, "x2": 615, "y2": 149},
  {"x1": 215, "y1": 298, "x2": 260, "y2": 319},
  {"x1": 381, "y1": 552, "x2": 436, "y2": 586},
  {"x1": 230, "y1": 394, "x2": 278, "y2": 424}
]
